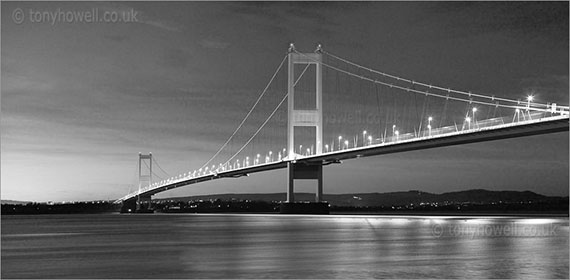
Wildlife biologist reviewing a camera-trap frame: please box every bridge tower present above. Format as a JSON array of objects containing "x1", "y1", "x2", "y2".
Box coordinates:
[
  {"x1": 283, "y1": 44, "x2": 327, "y2": 212},
  {"x1": 136, "y1": 152, "x2": 153, "y2": 212}
]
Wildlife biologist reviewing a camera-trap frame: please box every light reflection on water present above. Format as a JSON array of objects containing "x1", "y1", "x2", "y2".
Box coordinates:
[{"x1": 1, "y1": 214, "x2": 568, "y2": 279}]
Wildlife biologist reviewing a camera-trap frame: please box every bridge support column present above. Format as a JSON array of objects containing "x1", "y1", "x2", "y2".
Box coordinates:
[
  {"x1": 281, "y1": 162, "x2": 329, "y2": 214},
  {"x1": 286, "y1": 44, "x2": 323, "y2": 159},
  {"x1": 282, "y1": 44, "x2": 327, "y2": 214},
  {"x1": 120, "y1": 196, "x2": 154, "y2": 213},
  {"x1": 120, "y1": 198, "x2": 137, "y2": 213},
  {"x1": 125, "y1": 152, "x2": 154, "y2": 213},
  {"x1": 316, "y1": 165, "x2": 323, "y2": 203},
  {"x1": 287, "y1": 162, "x2": 295, "y2": 203},
  {"x1": 136, "y1": 195, "x2": 153, "y2": 213}
]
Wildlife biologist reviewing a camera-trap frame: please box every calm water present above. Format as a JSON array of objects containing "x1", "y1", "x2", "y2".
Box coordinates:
[{"x1": 1, "y1": 214, "x2": 568, "y2": 279}]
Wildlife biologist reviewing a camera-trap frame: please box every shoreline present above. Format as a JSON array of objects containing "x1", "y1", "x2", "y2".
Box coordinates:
[{"x1": 2, "y1": 211, "x2": 568, "y2": 218}]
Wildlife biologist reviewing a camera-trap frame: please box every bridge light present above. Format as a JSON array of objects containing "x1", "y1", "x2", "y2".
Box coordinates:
[
  {"x1": 368, "y1": 135, "x2": 373, "y2": 145},
  {"x1": 471, "y1": 108, "x2": 477, "y2": 128},
  {"x1": 344, "y1": 140, "x2": 349, "y2": 149},
  {"x1": 427, "y1": 117, "x2": 433, "y2": 137},
  {"x1": 395, "y1": 130, "x2": 399, "y2": 141},
  {"x1": 325, "y1": 144, "x2": 329, "y2": 152},
  {"x1": 526, "y1": 96, "x2": 534, "y2": 115},
  {"x1": 289, "y1": 43, "x2": 295, "y2": 52},
  {"x1": 465, "y1": 117, "x2": 471, "y2": 130}
]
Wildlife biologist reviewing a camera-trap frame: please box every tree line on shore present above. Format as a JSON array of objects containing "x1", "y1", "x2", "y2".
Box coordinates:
[{"x1": 2, "y1": 197, "x2": 567, "y2": 215}]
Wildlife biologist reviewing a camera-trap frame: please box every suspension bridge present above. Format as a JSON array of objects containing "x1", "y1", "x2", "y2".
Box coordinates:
[{"x1": 117, "y1": 44, "x2": 569, "y2": 213}]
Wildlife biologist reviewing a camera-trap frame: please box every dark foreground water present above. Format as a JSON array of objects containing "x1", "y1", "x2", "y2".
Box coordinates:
[{"x1": 1, "y1": 214, "x2": 568, "y2": 279}]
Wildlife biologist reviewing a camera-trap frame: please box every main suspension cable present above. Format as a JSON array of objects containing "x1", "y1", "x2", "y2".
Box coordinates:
[
  {"x1": 199, "y1": 54, "x2": 288, "y2": 170},
  {"x1": 322, "y1": 50, "x2": 556, "y2": 108},
  {"x1": 294, "y1": 50, "x2": 554, "y2": 112},
  {"x1": 222, "y1": 64, "x2": 312, "y2": 167},
  {"x1": 151, "y1": 156, "x2": 171, "y2": 178}
]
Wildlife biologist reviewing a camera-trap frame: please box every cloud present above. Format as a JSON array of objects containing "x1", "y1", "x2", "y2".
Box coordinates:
[
  {"x1": 1, "y1": 72, "x2": 54, "y2": 95},
  {"x1": 199, "y1": 38, "x2": 230, "y2": 50},
  {"x1": 95, "y1": 2, "x2": 182, "y2": 32},
  {"x1": 426, "y1": 2, "x2": 568, "y2": 40},
  {"x1": 161, "y1": 48, "x2": 190, "y2": 68},
  {"x1": 144, "y1": 20, "x2": 181, "y2": 32},
  {"x1": 103, "y1": 34, "x2": 128, "y2": 42}
]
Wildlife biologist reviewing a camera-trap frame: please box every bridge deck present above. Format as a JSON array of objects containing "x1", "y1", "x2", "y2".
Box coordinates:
[{"x1": 117, "y1": 115, "x2": 568, "y2": 203}]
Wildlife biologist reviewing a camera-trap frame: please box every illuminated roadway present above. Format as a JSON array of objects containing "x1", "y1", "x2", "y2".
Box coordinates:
[{"x1": 116, "y1": 114, "x2": 568, "y2": 203}]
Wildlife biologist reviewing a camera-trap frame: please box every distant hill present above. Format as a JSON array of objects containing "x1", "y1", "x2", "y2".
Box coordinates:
[
  {"x1": 1, "y1": 200, "x2": 31, "y2": 205},
  {"x1": 156, "y1": 189, "x2": 563, "y2": 207}
]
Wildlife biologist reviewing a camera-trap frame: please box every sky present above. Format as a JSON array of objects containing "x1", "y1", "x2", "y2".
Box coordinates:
[{"x1": 1, "y1": 1, "x2": 568, "y2": 202}]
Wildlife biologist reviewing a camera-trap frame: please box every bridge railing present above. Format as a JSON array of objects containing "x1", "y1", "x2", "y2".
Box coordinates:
[{"x1": 118, "y1": 111, "x2": 568, "y2": 203}]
